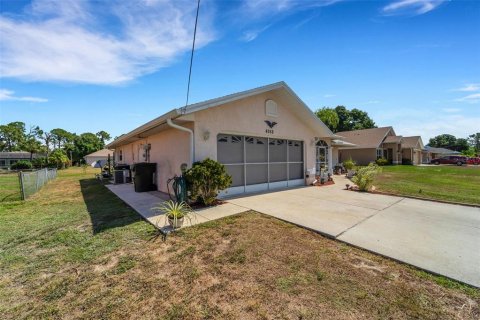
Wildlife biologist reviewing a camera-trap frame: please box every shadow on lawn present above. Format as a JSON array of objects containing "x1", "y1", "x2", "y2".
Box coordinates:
[{"x1": 80, "y1": 179, "x2": 142, "y2": 234}]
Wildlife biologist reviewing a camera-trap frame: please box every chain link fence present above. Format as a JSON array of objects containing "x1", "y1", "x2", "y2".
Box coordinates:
[{"x1": 19, "y1": 168, "x2": 57, "y2": 200}]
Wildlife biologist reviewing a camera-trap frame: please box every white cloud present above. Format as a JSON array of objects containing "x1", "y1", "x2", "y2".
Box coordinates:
[
  {"x1": 0, "y1": 0, "x2": 215, "y2": 85},
  {"x1": 455, "y1": 83, "x2": 480, "y2": 92},
  {"x1": 242, "y1": 0, "x2": 342, "y2": 19},
  {"x1": 382, "y1": 0, "x2": 447, "y2": 16},
  {"x1": 240, "y1": 25, "x2": 271, "y2": 42},
  {"x1": 456, "y1": 93, "x2": 480, "y2": 104},
  {"x1": 238, "y1": 0, "x2": 342, "y2": 40},
  {"x1": 0, "y1": 88, "x2": 48, "y2": 102},
  {"x1": 442, "y1": 107, "x2": 461, "y2": 113}
]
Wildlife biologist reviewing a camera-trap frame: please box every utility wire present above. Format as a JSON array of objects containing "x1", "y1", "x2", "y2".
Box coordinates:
[{"x1": 183, "y1": 0, "x2": 201, "y2": 114}]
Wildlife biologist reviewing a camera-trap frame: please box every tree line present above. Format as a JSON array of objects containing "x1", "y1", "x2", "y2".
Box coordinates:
[
  {"x1": 428, "y1": 133, "x2": 480, "y2": 156},
  {"x1": 0, "y1": 121, "x2": 110, "y2": 168},
  {"x1": 314, "y1": 106, "x2": 479, "y2": 156}
]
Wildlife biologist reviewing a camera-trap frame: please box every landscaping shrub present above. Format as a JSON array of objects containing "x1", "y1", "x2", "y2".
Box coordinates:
[
  {"x1": 185, "y1": 158, "x2": 232, "y2": 206},
  {"x1": 375, "y1": 158, "x2": 389, "y2": 166},
  {"x1": 352, "y1": 163, "x2": 382, "y2": 191},
  {"x1": 402, "y1": 158, "x2": 412, "y2": 165},
  {"x1": 11, "y1": 160, "x2": 33, "y2": 170},
  {"x1": 343, "y1": 157, "x2": 356, "y2": 170},
  {"x1": 32, "y1": 157, "x2": 47, "y2": 169},
  {"x1": 48, "y1": 149, "x2": 70, "y2": 169}
]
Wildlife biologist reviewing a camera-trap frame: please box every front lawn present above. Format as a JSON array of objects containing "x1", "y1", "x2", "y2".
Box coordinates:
[
  {"x1": 373, "y1": 165, "x2": 480, "y2": 205},
  {"x1": 0, "y1": 173, "x2": 21, "y2": 202},
  {"x1": 1, "y1": 167, "x2": 479, "y2": 319}
]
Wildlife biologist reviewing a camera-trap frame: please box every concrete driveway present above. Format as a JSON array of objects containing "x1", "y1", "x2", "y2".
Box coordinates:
[{"x1": 228, "y1": 178, "x2": 480, "y2": 287}]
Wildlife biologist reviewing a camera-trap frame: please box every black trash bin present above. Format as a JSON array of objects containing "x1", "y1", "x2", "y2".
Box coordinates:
[{"x1": 133, "y1": 163, "x2": 157, "y2": 192}]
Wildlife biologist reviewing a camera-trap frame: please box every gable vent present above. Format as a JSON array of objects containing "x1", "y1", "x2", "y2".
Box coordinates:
[{"x1": 265, "y1": 99, "x2": 278, "y2": 117}]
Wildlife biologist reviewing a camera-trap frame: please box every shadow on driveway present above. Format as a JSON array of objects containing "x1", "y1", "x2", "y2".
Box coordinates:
[{"x1": 79, "y1": 179, "x2": 142, "y2": 234}]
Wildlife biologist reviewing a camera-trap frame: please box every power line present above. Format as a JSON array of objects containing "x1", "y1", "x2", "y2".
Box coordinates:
[{"x1": 183, "y1": 0, "x2": 201, "y2": 114}]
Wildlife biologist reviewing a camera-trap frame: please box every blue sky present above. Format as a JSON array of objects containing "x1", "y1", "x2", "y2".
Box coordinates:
[{"x1": 1, "y1": 0, "x2": 479, "y2": 143}]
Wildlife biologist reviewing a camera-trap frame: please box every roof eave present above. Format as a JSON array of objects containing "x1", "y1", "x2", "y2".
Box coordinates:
[{"x1": 106, "y1": 109, "x2": 180, "y2": 148}]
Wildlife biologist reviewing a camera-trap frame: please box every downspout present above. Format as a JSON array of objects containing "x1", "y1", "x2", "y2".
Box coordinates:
[{"x1": 166, "y1": 118, "x2": 194, "y2": 166}]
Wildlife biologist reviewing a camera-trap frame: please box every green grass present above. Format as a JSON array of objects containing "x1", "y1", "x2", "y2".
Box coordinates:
[
  {"x1": 1, "y1": 167, "x2": 479, "y2": 319},
  {"x1": 373, "y1": 165, "x2": 480, "y2": 205},
  {"x1": 0, "y1": 173, "x2": 21, "y2": 202}
]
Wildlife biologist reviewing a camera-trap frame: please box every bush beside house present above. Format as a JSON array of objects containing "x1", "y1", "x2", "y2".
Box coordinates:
[{"x1": 185, "y1": 158, "x2": 232, "y2": 206}]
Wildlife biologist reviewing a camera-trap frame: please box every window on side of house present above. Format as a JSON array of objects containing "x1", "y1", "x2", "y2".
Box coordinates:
[
  {"x1": 376, "y1": 148, "x2": 383, "y2": 159},
  {"x1": 119, "y1": 150, "x2": 123, "y2": 162}
]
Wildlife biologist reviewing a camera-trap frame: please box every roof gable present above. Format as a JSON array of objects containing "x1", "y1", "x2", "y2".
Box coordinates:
[
  {"x1": 108, "y1": 82, "x2": 335, "y2": 148},
  {"x1": 402, "y1": 136, "x2": 424, "y2": 149},
  {"x1": 85, "y1": 149, "x2": 113, "y2": 157},
  {"x1": 336, "y1": 127, "x2": 393, "y2": 149}
]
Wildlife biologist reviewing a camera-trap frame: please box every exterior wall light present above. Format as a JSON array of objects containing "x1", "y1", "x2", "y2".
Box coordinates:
[{"x1": 203, "y1": 130, "x2": 210, "y2": 141}]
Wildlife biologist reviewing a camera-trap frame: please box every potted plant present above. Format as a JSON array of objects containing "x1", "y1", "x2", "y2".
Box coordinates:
[{"x1": 153, "y1": 200, "x2": 195, "y2": 229}]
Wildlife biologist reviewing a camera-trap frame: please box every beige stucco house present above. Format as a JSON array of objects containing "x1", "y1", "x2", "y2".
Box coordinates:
[
  {"x1": 107, "y1": 82, "x2": 342, "y2": 196},
  {"x1": 84, "y1": 149, "x2": 114, "y2": 165},
  {"x1": 337, "y1": 127, "x2": 425, "y2": 165}
]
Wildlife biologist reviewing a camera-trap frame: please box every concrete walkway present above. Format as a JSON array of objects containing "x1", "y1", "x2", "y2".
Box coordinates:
[
  {"x1": 105, "y1": 184, "x2": 246, "y2": 229},
  {"x1": 228, "y1": 177, "x2": 480, "y2": 288}
]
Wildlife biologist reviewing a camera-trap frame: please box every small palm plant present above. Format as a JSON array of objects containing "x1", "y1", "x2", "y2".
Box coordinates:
[{"x1": 153, "y1": 200, "x2": 195, "y2": 229}]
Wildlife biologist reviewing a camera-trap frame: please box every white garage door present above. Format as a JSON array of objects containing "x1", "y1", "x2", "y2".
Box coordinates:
[{"x1": 217, "y1": 134, "x2": 304, "y2": 196}]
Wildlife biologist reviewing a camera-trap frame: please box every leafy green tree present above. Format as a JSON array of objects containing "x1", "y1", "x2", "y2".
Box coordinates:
[
  {"x1": 21, "y1": 137, "x2": 44, "y2": 161},
  {"x1": 48, "y1": 149, "x2": 69, "y2": 169},
  {"x1": 73, "y1": 132, "x2": 103, "y2": 163},
  {"x1": 428, "y1": 134, "x2": 457, "y2": 149},
  {"x1": 468, "y1": 133, "x2": 480, "y2": 153},
  {"x1": 315, "y1": 107, "x2": 339, "y2": 132},
  {"x1": 455, "y1": 138, "x2": 469, "y2": 152},
  {"x1": 50, "y1": 128, "x2": 74, "y2": 149},
  {"x1": 0, "y1": 121, "x2": 26, "y2": 151},
  {"x1": 350, "y1": 108, "x2": 376, "y2": 130},
  {"x1": 461, "y1": 146, "x2": 476, "y2": 157},
  {"x1": 33, "y1": 127, "x2": 53, "y2": 158},
  {"x1": 428, "y1": 134, "x2": 469, "y2": 152},
  {"x1": 315, "y1": 106, "x2": 377, "y2": 132},
  {"x1": 334, "y1": 106, "x2": 352, "y2": 132},
  {"x1": 96, "y1": 131, "x2": 111, "y2": 147}
]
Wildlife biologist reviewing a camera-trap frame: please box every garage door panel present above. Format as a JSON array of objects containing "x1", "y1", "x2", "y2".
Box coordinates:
[
  {"x1": 218, "y1": 134, "x2": 304, "y2": 195},
  {"x1": 270, "y1": 163, "x2": 287, "y2": 182},
  {"x1": 246, "y1": 137, "x2": 268, "y2": 163},
  {"x1": 246, "y1": 164, "x2": 268, "y2": 184},
  {"x1": 225, "y1": 165, "x2": 244, "y2": 187},
  {"x1": 288, "y1": 140, "x2": 303, "y2": 162},
  {"x1": 289, "y1": 163, "x2": 303, "y2": 180},
  {"x1": 269, "y1": 139, "x2": 287, "y2": 162},
  {"x1": 217, "y1": 135, "x2": 244, "y2": 164}
]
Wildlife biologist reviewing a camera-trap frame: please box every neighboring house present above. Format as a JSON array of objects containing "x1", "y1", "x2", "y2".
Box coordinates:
[
  {"x1": 0, "y1": 151, "x2": 42, "y2": 169},
  {"x1": 422, "y1": 146, "x2": 461, "y2": 163},
  {"x1": 337, "y1": 127, "x2": 402, "y2": 165},
  {"x1": 336, "y1": 127, "x2": 425, "y2": 165},
  {"x1": 107, "y1": 82, "x2": 341, "y2": 196},
  {"x1": 84, "y1": 149, "x2": 114, "y2": 165},
  {"x1": 400, "y1": 136, "x2": 424, "y2": 165}
]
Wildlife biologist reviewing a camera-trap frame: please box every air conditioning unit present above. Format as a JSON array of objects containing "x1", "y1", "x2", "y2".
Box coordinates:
[{"x1": 114, "y1": 170, "x2": 125, "y2": 184}]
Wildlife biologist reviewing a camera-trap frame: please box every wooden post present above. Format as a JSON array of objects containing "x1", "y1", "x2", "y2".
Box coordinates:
[{"x1": 18, "y1": 171, "x2": 26, "y2": 200}]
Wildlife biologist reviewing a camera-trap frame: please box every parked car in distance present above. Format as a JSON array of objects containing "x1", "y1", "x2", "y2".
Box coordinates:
[
  {"x1": 430, "y1": 156, "x2": 468, "y2": 166},
  {"x1": 467, "y1": 157, "x2": 480, "y2": 165}
]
